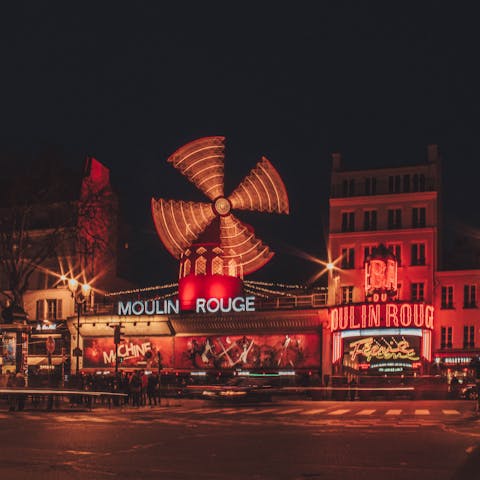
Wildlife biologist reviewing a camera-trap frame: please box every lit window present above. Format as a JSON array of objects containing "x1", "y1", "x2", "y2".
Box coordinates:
[
  {"x1": 228, "y1": 260, "x2": 237, "y2": 277},
  {"x1": 212, "y1": 257, "x2": 223, "y2": 275},
  {"x1": 183, "y1": 259, "x2": 191, "y2": 276},
  {"x1": 341, "y1": 286, "x2": 354, "y2": 304},
  {"x1": 195, "y1": 257, "x2": 206, "y2": 275}
]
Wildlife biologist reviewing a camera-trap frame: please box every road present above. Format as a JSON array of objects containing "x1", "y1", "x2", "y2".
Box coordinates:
[{"x1": 0, "y1": 399, "x2": 479, "y2": 480}]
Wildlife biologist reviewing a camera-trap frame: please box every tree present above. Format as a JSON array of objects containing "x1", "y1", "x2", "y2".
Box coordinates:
[{"x1": 0, "y1": 152, "x2": 118, "y2": 312}]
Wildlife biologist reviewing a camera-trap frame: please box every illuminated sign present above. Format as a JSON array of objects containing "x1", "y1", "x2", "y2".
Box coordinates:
[
  {"x1": 343, "y1": 333, "x2": 422, "y2": 373},
  {"x1": 36, "y1": 323, "x2": 57, "y2": 331},
  {"x1": 349, "y1": 336, "x2": 420, "y2": 362},
  {"x1": 117, "y1": 296, "x2": 256, "y2": 316},
  {"x1": 329, "y1": 302, "x2": 434, "y2": 332}
]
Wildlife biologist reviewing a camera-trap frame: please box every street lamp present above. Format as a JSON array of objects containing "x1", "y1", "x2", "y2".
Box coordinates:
[{"x1": 68, "y1": 278, "x2": 91, "y2": 376}]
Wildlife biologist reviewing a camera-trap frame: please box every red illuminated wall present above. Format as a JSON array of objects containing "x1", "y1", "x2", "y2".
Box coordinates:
[{"x1": 179, "y1": 274, "x2": 243, "y2": 310}]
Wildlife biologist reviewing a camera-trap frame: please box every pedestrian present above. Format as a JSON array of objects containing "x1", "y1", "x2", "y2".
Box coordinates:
[
  {"x1": 15, "y1": 371, "x2": 26, "y2": 411},
  {"x1": 147, "y1": 373, "x2": 158, "y2": 406},
  {"x1": 130, "y1": 371, "x2": 141, "y2": 407}
]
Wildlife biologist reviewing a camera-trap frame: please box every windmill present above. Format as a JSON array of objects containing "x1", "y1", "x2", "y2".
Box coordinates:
[{"x1": 151, "y1": 136, "x2": 289, "y2": 309}]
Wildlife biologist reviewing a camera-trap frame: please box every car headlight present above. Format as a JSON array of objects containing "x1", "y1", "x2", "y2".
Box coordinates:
[{"x1": 219, "y1": 390, "x2": 247, "y2": 396}]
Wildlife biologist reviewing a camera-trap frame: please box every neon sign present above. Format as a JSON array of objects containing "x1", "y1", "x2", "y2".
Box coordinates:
[
  {"x1": 117, "y1": 296, "x2": 256, "y2": 316},
  {"x1": 349, "y1": 336, "x2": 420, "y2": 362},
  {"x1": 329, "y1": 302, "x2": 434, "y2": 332}
]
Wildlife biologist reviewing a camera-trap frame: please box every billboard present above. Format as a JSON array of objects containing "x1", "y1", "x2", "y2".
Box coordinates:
[
  {"x1": 83, "y1": 337, "x2": 173, "y2": 369},
  {"x1": 175, "y1": 334, "x2": 320, "y2": 370}
]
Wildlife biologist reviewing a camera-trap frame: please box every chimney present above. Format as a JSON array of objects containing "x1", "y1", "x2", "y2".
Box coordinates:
[
  {"x1": 427, "y1": 144, "x2": 439, "y2": 163},
  {"x1": 332, "y1": 152, "x2": 342, "y2": 171}
]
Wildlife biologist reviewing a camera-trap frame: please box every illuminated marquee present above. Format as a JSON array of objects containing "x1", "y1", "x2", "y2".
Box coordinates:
[
  {"x1": 117, "y1": 296, "x2": 256, "y2": 316},
  {"x1": 330, "y1": 302, "x2": 434, "y2": 332},
  {"x1": 349, "y1": 336, "x2": 420, "y2": 362}
]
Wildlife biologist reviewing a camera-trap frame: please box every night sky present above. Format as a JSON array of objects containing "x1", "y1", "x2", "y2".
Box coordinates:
[{"x1": 1, "y1": 3, "x2": 479, "y2": 287}]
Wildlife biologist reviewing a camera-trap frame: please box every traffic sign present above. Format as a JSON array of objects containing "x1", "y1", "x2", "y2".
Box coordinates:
[{"x1": 45, "y1": 336, "x2": 55, "y2": 354}]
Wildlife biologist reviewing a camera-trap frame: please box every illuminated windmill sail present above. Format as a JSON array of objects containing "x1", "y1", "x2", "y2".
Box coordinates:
[{"x1": 151, "y1": 136, "x2": 289, "y2": 280}]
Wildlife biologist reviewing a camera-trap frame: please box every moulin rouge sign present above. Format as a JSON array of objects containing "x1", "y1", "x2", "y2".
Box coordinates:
[
  {"x1": 330, "y1": 302, "x2": 434, "y2": 332},
  {"x1": 117, "y1": 296, "x2": 256, "y2": 316}
]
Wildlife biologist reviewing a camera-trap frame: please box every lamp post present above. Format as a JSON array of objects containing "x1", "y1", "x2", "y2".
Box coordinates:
[{"x1": 67, "y1": 278, "x2": 91, "y2": 376}]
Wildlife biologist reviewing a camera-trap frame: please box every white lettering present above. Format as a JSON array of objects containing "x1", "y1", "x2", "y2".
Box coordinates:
[
  {"x1": 196, "y1": 298, "x2": 206, "y2": 313},
  {"x1": 118, "y1": 302, "x2": 131, "y2": 316},
  {"x1": 131, "y1": 301, "x2": 144, "y2": 315}
]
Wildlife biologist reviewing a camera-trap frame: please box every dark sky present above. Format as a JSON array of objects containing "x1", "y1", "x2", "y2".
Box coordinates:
[{"x1": 1, "y1": 2, "x2": 479, "y2": 286}]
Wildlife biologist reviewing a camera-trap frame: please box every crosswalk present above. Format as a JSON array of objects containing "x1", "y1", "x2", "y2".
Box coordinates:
[{"x1": 0, "y1": 406, "x2": 466, "y2": 424}]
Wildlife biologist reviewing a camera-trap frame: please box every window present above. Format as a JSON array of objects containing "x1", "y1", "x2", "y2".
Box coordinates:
[
  {"x1": 412, "y1": 207, "x2": 426, "y2": 228},
  {"x1": 411, "y1": 282, "x2": 424, "y2": 301},
  {"x1": 387, "y1": 243, "x2": 401, "y2": 266},
  {"x1": 183, "y1": 259, "x2": 191, "y2": 276},
  {"x1": 413, "y1": 174, "x2": 426, "y2": 192},
  {"x1": 388, "y1": 175, "x2": 401, "y2": 193},
  {"x1": 387, "y1": 209, "x2": 402, "y2": 229},
  {"x1": 363, "y1": 210, "x2": 377, "y2": 231},
  {"x1": 212, "y1": 257, "x2": 223, "y2": 275},
  {"x1": 341, "y1": 212, "x2": 355, "y2": 232},
  {"x1": 441, "y1": 286, "x2": 454, "y2": 309},
  {"x1": 411, "y1": 243, "x2": 426, "y2": 265},
  {"x1": 464, "y1": 285, "x2": 477, "y2": 308},
  {"x1": 403, "y1": 174, "x2": 411, "y2": 192},
  {"x1": 365, "y1": 177, "x2": 377, "y2": 195},
  {"x1": 36, "y1": 299, "x2": 63, "y2": 321},
  {"x1": 364, "y1": 245, "x2": 376, "y2": 263},
  {"x1": 463, "y1": 326, "x2": 475, "y2": 349},
  {"x1": 342, "y1": 179, "x2": 355, "y2": 196},
  {"x1": 195, "y1": 256, "x2": 207, "y2": 275},
  {"x1": 342, "y1": 286, "x2": 354, "y2": 304},
  {"x1": 341, "y1": 247, "x2": 355, "y2": 269},
  {"x1": 441, "y1": 327, "x2": 453, "y2": 349}
]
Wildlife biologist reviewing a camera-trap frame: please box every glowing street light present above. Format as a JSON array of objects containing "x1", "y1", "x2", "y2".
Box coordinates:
[{"x1": 67, "y1": 278, "x2": 91, "y2": 376}]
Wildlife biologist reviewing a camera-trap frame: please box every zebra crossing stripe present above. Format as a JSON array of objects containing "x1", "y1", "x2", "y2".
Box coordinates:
[
  {"x1": 414, "y1": 409, "x2": 430, "y2": 415},
  {"x1": 248, "y1": 408, "x2": 279, "y2": 415},
  {"x1": 328, "y1": 409, "x2": 350, "y2": 415},
  {"x1": 275, "y1": 408, "x2": 304, "y2": 415},
  {"x1": 442, "y1": 409, "x2": 460, "y2": 415},
  {"x1": 356, "y1": 409, "x2": 376, "y2": 416},
  {"x1": 300, "y1": 409, "x2": 327, "y2": 415},
  {"x1": 386, "y1": 409, "x2": 402, "y2": 415}
]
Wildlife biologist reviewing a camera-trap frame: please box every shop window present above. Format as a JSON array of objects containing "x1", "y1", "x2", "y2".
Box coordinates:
[
  {"x1": 411, "y1": 282, "x2": 424, "y2": 301},
  {"x1": 341, "y1": 247, "x2": 355, "y2": 269},
  {"x1": 412, "y1": 207, "x2": 426, "y2": 228},
  {"x1": 387, "y1": 209, "x2": 402, "y2": 229},
  {"x1": 363, "y1": 210, "x2": 377, "y2": 231},
  {"x1": 441, "y1": 286, "x2": 454, "y2": 309},
  {"x1": 341, "y1": 212, "x2": 355, "y2": 232},
  {"x1": 341, "y1": 286, "x2": 354, "y2": 304},
  {"x1": 464, "y1": 285, "x2": 477, "y2": 308},
  {"x1": 441, "y1": 326, "x2": 453, "y2": 349},
  {"x1": 195, "y1": 256, "x2": 207, "y2": 275},
  {"x1": 411, "y1": 243, "x2": 425, "y2": 266},
  {"x1": 463, "y1": 325, "x2": 475, "y2": 349}
]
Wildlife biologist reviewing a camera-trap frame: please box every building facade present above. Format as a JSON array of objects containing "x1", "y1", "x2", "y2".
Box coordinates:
[{"x1": 324, "y1": 145, "x2": 479, "y2": 384}]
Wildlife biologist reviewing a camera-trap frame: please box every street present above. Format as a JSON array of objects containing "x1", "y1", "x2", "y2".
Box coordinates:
[{"x1": 0, "y1": 399, "x2": 479, "y2": 479}]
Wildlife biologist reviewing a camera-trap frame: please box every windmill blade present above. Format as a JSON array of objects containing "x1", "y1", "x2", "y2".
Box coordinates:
[
  {"x1": 151, "y1": 198, "x2": 216, "y2": 258},
  {"x1": 228, "y1": 157, "x2": 289, "y2": 214},
  {"x1": 220, "y1": 214, "x2": 274, "y2": 276},
  {"x1": 167, "y1": 136, "x2": 225, "y2": 201}
]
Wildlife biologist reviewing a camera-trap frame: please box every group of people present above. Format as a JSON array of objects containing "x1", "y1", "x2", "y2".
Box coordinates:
[{"x1": 71, "y1": 370, "x2": 162, "y2": 407}]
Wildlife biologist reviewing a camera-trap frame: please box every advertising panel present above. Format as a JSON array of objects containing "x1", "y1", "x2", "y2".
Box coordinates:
[
  {"x1": 83, "y1": 337, "x2": 174, "y2": 369},
  {"x1": 342, "y1": 331, "x2": 421, "y2": 374},
  {"x1": 175, "y1": 334, "x2": 320, "y2": 370},
  {"x1": 2, "y1": 332, "x2": 17, "y2": 367}
]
